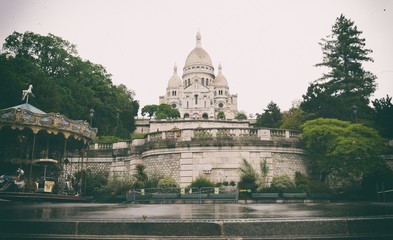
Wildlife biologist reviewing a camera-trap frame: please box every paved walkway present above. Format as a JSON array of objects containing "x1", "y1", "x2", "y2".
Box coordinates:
[{"x1": 1, "y1": 202, "x2": 393, "y2": 239}]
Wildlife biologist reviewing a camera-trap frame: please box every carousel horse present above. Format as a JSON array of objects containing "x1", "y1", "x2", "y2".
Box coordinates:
[
  {"x1": 21, "y1": 84, "x2": 35, "y2": 101},
  {"x1": 0, "y1": 168, "x2": 25, "y2": 191}
]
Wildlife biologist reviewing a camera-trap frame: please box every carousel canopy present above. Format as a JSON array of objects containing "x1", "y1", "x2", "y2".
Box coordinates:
[
  {"x1": 0, "y1": 103, "x2": 97, "y2": 142},
  {"x1": 5, "y1": 103, "x2": 46, "y2": 114}
]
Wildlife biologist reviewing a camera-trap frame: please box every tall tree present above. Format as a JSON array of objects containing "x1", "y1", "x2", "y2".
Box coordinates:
[
  {"x1": 301, "y1": 14, "x2": 377, "y2": 122},
  {"x1": 255, "y1": 101, "x2": 282, "y2": 128},
  {"x1": 372, "y1": 95, "x2": 393, "y2": 139},
  {"x1": 302, "y1": 118, "x2": 387, "y2": 186}
]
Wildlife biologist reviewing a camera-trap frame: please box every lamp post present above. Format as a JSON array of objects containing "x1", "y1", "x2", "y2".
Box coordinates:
[
  {"x1": 116, "y1": 113, "x2": 120, "y2": 129},
  {"x1": 89, "y1": 109, "x2": 95, "y2": 126},
  {"x1": 351, "y1": 105, "x2": 358, "y2": 123},
  {"x1": 113, "y1": 112, "x2": 119, "y2": 136}
]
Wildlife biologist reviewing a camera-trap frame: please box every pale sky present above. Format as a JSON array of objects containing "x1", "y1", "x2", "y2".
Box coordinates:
[{"x1": 1, "y1": 0, "x2": 392, "y2": 116}]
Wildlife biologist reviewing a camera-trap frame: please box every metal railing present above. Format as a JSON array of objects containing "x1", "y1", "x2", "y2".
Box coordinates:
[{"x1": 126, "y1": 187, "x2": 239, "y2": 203}]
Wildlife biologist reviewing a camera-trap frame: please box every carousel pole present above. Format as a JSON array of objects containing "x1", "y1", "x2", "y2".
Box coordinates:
[
  {"x1": 84, "y1": 142, "x2": 90, "y2": 196},
  {"x1": 29, "y1": 133, "x2": 36, "y2": 191},
  {"x1": 63, "y1": 137, "x2": 67, "y2": 176}
]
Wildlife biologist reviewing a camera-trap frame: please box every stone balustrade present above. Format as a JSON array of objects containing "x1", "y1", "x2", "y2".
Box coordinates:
[
  {"x1": 146, "y1": 128, "x2": 300, "y2": 142},
  {"x1": 88, "y1": 128, "x2": 300, "y2": 151}
]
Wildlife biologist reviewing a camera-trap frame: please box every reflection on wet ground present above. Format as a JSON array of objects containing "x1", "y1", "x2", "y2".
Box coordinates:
[{"x1": 1, "y1": 202, "x2": 393, "y2": 221}]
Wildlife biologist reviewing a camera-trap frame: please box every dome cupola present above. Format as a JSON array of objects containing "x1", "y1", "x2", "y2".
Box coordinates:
[
  {"x1": 183, "y1": 31, "x2": 214, "y2": 78},
  {"x1": 213, "y1": 63, "x2": 228, "y2": 88},
  {"x1": 167, "y1": 64, "x2": 182, "y2": 88}
]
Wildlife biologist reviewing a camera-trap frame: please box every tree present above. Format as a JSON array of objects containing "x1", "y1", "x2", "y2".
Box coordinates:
[
  {"x1": 155, "y1": 104, "x2": 180, "y2": 119},
  {"x1": 133, "y1": 163, "x2": 148, "y2": 188},
  {"x1": 235, "y1": 111, "x2": 247, "y2": 120},
  {"x1": 0, "y1": 31, "x2": 138, "y2": 136},
  {"x1": 302, "y1": 118, "x2": 387, "y2": 186},
  {"x1": 141, "y1": 104, "x2": 158, "y2": 118},
  {"x1": 238, "y1": 159, "x2": 259, "y2": 191},
  {"x1": 372, "y1": 95, "x2": 393, "y2": 139},
  {"x1": 255, "y1": 101, "x2": 282, "y2": 128},
  {"x1": 301, "y1": 14, "x2": 377, "y2": 122},
  {"x1": 280, "y1": 108, "x2": 311, "y2": 131},
  {"x1": 217, "y1": 111, "x2": 226, "y2": 120}
]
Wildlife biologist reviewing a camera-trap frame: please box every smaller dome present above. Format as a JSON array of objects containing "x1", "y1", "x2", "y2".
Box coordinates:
[
  {"x1": 168, "y1": 64, "x2": 182, "y2": 88},
  {"x1": 213, "y1": 63, "x2": 228, "y2": 87}
]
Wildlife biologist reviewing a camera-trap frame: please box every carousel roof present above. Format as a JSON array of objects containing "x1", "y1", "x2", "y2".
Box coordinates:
[
  {"x1": 5, "y1": 103, "x2": 46, "y2": 114},
  {"x1": 0, "y1": 103, "x2": 97, "y2": 143}
]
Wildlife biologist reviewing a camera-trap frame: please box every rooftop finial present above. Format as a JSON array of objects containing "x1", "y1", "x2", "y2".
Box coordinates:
[
  {"x1": 21, "y1": 84, "x2": 35, "y2": 104},
  {"x1": 218, "y1": 62, "x2": 222, "y2": 72},
  {"x1": 196, "y1": 30, "x2": 202, "y2": 48},
  {"x1": 174, "y1": 63, "x2": 178, "y2": 74}
]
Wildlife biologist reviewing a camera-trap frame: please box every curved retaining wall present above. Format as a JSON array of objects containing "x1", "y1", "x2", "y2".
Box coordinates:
[{"x1": 142, "y1": 141, "x2": 306, "y2": 187}]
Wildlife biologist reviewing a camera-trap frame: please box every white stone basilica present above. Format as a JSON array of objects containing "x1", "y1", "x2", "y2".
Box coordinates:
[{"x1": 159, "y1": 31, "x2": 238, "y2": 120}]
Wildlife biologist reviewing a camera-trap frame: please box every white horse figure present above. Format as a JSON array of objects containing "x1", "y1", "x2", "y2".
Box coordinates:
[
  {"x1": 22, "y1": 84, "x2": 35, "y2": 103},
  {"x1": 0, "y1": 168, "x2": 25, "y2": 191},
  {"x1": 14, "y1": 168, "x2": 25, "y2": 189}
]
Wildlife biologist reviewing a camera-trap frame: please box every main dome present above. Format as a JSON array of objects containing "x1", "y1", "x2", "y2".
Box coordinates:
[{"x1": 184, "y1": 31, "x2": 213, "y2": 68}]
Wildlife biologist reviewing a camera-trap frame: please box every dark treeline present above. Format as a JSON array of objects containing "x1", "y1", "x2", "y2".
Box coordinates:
[{"x1": 0, "y1": 31, "x2": 139, "y2": 138}]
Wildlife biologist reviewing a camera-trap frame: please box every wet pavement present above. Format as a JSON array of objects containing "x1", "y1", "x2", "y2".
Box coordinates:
[{"x1": 1, "y1": 201, "x2": 393, "y2": 221}]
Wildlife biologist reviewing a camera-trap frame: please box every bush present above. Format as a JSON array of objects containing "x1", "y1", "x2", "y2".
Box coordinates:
[
  {"x1": 157, "y1": 176, "x2": 177, "y2": 188},
  {"x1": 294, "y1": 171, "x2": 309, "y2": 192},
  {"x1": 189, "y1": 176, "x2": 215, "y2": 188},
  {"x1": 103, "y1": 175, "x2": 134, "y2": 196},
  {"x1": 74, "y1": 169, "x2": 109, "y2": 195},
  {"x1": 94, "y1": 136, "x2": 125, "y2": 143},
  {"x1": 271, "y1": 174, "x2": 295, "y2": 192},
  {"x1": 307, "y1": 179, "x2": 331, "y2": 193}
]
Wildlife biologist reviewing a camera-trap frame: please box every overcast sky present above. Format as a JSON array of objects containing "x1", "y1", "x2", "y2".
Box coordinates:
[{"x1": 1, "y1": 0, "x2": 392, "y2": 115}]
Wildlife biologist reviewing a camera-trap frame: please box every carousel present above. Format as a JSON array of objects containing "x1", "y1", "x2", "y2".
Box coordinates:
[{"x1": 0, "y1": 85, "x2": 97, "y2": 201}]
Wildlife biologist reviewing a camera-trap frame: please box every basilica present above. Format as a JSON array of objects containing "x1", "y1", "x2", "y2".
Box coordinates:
[
  {"x1": 85, "y1": 32, "x2": 307, "y2": 188},
  {"x1": 159, "y1": 31, "x2": 238, "y2": 120}
]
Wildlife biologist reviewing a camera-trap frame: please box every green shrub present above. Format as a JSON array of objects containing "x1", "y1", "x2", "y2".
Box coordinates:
[
  {"x1": 157, "y1": 176, "x2": 177, "y2": 188},
  {"x1": 307, "y1": 179, "x2": 331, "y2": 193},
  {"x1": 131, "y1": 133, "x2": 146, "y2": 139},
  {"x1": 103, "y1": 175, "x2": 134, "y2": 196},
  {"x1": 294, "y1": 171, "x2": 309, "y2": 192},
  {"x1": 271, "y1": 174, "x2": 295, "y2": 192},
  {"x1": 74, "y1": 169, "x2": 109, "y2": 195},
  {"x1": 189, "y1": 176, "x2": 214, "y2": 188},
  {"x1": 238, "y1": 159, "x2": 259, "y2": 192},
  {"x1": 94, "y1": 136, "x2": 125, "y2": 143}
]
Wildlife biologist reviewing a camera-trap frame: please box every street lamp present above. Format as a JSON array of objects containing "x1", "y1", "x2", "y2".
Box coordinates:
[
  {"x1": 116, "y1": 113, "x2": 120, "y2": 129},
  {"x1": 89, "y1": 108, "x2": 95, "y2": 126},
  {"x1": 351, "y1": 105, "x2": 358, "y2": 123}
]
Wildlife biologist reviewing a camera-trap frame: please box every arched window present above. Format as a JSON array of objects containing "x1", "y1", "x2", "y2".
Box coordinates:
[
  {"x1": 194, "y1": 94, "x2": 198, "y2": 105},
  {"x1": 184, "y1": 113, "x2": 189, "y2": 118},
  {"x1": 202, "y1": 113, "x2": 208, "y2": 119}
]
